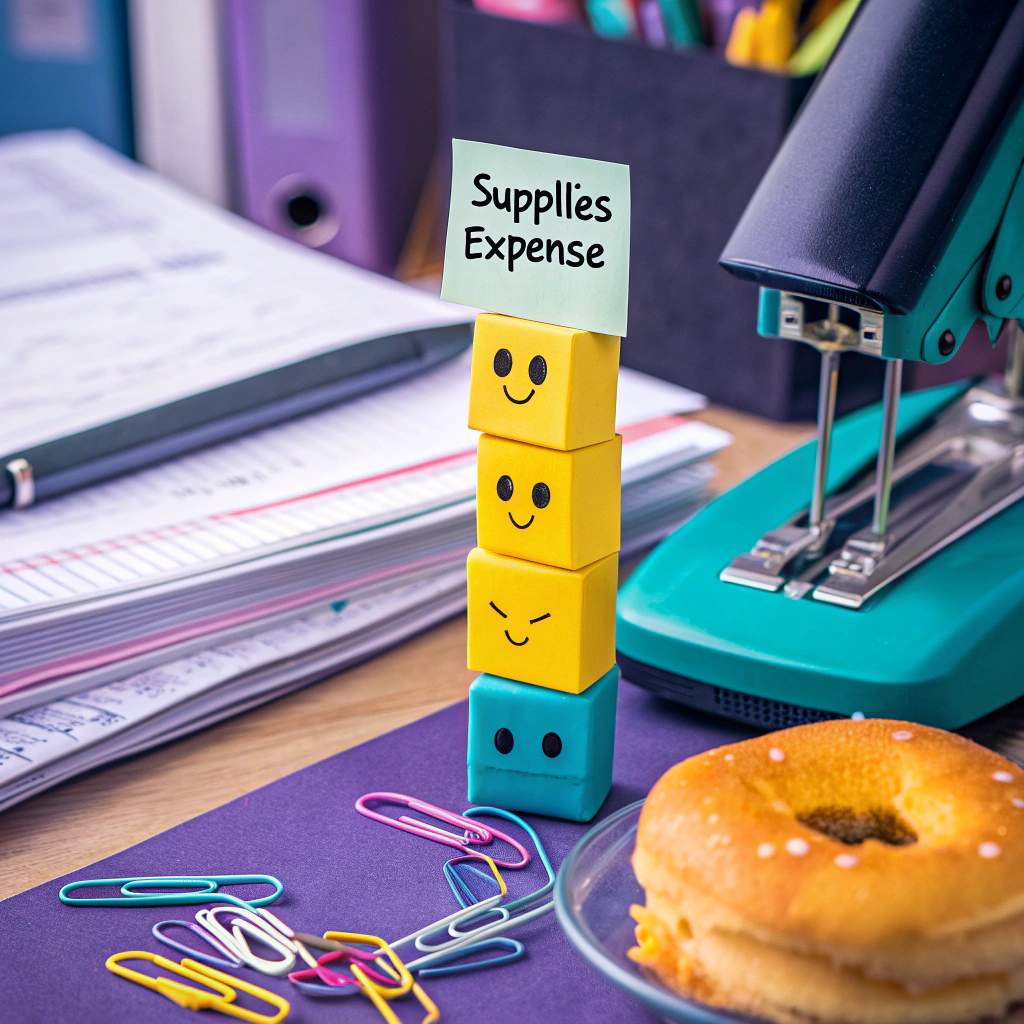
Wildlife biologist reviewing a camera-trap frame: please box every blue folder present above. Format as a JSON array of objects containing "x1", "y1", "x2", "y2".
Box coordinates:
[{"x1": 0, "y1": 0, "x2": 133, "y2": 153}]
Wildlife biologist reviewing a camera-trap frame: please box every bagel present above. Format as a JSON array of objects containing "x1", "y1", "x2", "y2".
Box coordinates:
[{"x1": 630, "y1": 718, "x2": 1024, "y2": 1024}]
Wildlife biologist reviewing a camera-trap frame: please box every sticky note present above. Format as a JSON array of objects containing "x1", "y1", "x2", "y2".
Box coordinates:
[
  {"x1": 467, "y1": 547, "x2": 617, "y2": 693},
  {"x1": 467, "y1": 666, "x2": 618, "y2": 822},
  {"x1": 469, "y1": 313, "x2": 620, "y2": 451},
  {"x1": 442, "y1": 140, "x2": 630, "y2": 337},
  {"x1": 477, "y1": 432, "x2": 621, "y2": 570}
]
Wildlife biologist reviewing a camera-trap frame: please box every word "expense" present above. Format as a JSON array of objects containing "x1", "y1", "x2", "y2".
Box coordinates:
[{"x1": 464, "y1": 228, "x2": 605, "y2": 273}]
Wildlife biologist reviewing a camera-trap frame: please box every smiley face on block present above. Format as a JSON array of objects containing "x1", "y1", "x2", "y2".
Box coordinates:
[
  {"x1": 469, "y1": 313, "x2": 620, "y2": 451},
  {"x1": 477, "y1": 432, "x2": 621, "y2": 570},
  {"x1": 467, "y1": 547, "x2": 617, "y2": 693},
  {"x1": 467, "y1": 666, "x2": 619, "y2": 822}
]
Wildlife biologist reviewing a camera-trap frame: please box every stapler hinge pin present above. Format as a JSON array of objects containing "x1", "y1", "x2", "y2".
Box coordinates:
[
  {"x1": 871, "y1": 359, "x2": 903, "y2": 539},
  {"x1": 810, "y1": 347, "x2": 841, "y2": 529}
]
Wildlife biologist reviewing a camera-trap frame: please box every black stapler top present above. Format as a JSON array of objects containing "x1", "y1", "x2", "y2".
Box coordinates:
[{"x1": 719, "y1": 0, "x2": 1024, "y2": 315}]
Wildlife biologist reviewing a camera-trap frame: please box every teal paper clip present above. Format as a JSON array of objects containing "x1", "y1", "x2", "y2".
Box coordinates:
[
  {"x1": 462, "y1": 807, "x2": 555, "y2": 913},
  {"x1": 58, "y1": 874, "x2": 284, "y2": 909}
]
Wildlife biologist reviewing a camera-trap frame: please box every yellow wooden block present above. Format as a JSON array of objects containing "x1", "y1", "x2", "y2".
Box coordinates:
[
  {"x1": 469, "y1": 313, "x2": 620, "y2": 451},
  {"x1": 477, "y1": 433, "x2": 621, "y2": 570},
  {"x1": 467, "y1": 547, "x2": 617, "y2": 694}
]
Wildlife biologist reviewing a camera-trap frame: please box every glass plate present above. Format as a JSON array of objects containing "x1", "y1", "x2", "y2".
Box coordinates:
[{"x1": 554, "y1": 800, "x2": 755, "y2": 1024}]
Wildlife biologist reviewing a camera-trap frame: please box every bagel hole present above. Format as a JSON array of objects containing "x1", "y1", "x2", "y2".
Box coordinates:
[{"x1": 797, "y1": 806, "x2": 917, "y2": 846}]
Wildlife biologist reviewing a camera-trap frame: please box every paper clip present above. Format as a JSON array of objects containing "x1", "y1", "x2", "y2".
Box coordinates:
[
  {"x1": 195, "y1": 906, "x2": 297, "y2": 977},
  {"x1": 59, "y1": 874, "x2": 283, "y2": 910},
  {"x1": 463, "y1": 808, "x2": 555, "y2": 913},
  {"x1": 106, "y1": 951, "x2": 289, "y2": 1024},
  {"x1": 355, "y1": 965, "x2": 439, "y2": 1024},
  {"x1": 413, "y1": 810, "x2": 553, "y2": 953},
  {"x1": 152, "y1": 920, "x2": 243, "y2": 969},
  {"x1": 291, "y1": 931, "x2": 369, "y2": 957},
  {"x1": 406, "y1": 895, "x2": 553, "y2": 974},
  {"x1": 288, "y1": 950, "x2": 397, "y2": 994},
  {"x1": 387, "y1": 854, "x2": 508, "y2": 956},
  {"x1": 324, "y1": 932, "x2": 439, "y2": 1024},
  {"x1": 415, "y1": 937, "x2": 524, "y2": 978},
  {"x1": 444, "y1": 857, "x2": 503, "y2": 908},
  {"x1": 402, "y1": 808, "x2": 556, "y2": 973},
  {"x1": 355, "y1": 792, "x2": 530, "y2": 869}
]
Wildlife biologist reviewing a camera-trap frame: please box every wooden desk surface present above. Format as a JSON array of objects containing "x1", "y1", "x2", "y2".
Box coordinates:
[{"x1": 0, "y1": 407, "x2": 813, "y2": 902}]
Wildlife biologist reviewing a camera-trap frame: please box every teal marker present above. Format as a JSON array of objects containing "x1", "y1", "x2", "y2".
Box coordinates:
[
  {"x1": 657, "y1": 0, "x2": 704, "y2": 47},
  {"x1": 585, "y1": 0, "x2": 639, "y2": 38}
]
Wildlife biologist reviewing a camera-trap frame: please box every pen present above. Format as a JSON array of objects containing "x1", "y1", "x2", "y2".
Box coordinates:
[{"x1": 0, "y1": 324, "x2": 470, "y2": 511}]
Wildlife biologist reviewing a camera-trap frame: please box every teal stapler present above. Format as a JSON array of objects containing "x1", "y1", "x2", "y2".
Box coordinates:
[{"x1": 617, "y1": 0, "x2": 1024, "y2": 729}]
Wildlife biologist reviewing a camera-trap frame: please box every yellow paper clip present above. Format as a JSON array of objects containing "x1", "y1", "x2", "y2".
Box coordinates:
[
  {"x1": 322, "y1": 931, "x2": 439, "y2": 1024},
  {"x1": 105, "y1": 951, "x2": 289, "y2": 1024}
]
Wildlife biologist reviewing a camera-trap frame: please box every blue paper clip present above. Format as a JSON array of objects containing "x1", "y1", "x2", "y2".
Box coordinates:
[
  {"x1": 58, "y1": 874, "x2": 284, "y2": 909},
  {"x1": 402, "y1": 808, "x2": 556, "y2": 973},
  {"x1": 152, "y1": 920, "x2": 243, "y2": 969},
  {"x1": 444, "y1": 859, "x2": 503, "y2": 908},
  {"x1": 289, "y1": 977, "x2": 364, "y2": 998},
  {"x1": 416, "y1": 937, "x2": 524, "y2": 978}
]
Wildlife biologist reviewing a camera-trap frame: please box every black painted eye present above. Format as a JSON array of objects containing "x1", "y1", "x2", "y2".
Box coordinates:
[
  {"x1": 497, "y1": 475, "x2": 513, "y2": 501},
  {"x1": 532, "y1": 482, "x2": 550, "y2": 509},
  {"x1": 529, "y1": 355, "x2": 547, "y2": 385},
  {"x1": 542, "y1": 732, "x2": 562, "y2": 758},
  {"x1": 493, "y1": 349, "x2": 512, "y2": 377},
  {"x1": 494, "y1": 728, "x2": 514, "y2": 754}
]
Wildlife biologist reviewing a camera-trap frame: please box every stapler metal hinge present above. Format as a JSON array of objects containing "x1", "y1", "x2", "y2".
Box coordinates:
[
  {"x1": 720, "y1": 343, "x2": 840, "y2": 590},
  {"x1": 723, "y1": 324, "x2": 1024, "y2": 609}
]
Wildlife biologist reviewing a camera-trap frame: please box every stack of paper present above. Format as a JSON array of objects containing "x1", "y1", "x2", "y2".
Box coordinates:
[
  {"x1": 0, "y1": 133, "x2": 731, "y2": 811},
  {"x1": 0, "y1": 347, "x2": 727, "y2": 702},
  {"x1": 0, "y1": 353, "x2": 728, "y2": 808}
]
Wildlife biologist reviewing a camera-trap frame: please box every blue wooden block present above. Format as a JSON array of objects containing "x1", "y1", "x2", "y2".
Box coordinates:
[{"x1": 467, "y1": 665, "x2": 618, "y2": 822}]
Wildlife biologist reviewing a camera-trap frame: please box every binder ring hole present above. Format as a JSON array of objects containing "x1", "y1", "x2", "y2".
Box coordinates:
[
  {"x1": 270, "y1": 175, "x2": 339, "y2": 248},
  {"x1": 286, "y1": 193, "x2": 322, "y2": 228}
]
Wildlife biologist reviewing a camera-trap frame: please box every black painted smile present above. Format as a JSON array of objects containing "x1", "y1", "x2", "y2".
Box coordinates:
[
  {"x1": 509, "y1": 513, "x2": 534, "y2": 530},
  {"x1": 491, "y1": 603, "x2": 549, "y2": 646},
  {"x1": 503, "y1": 385, "x2": 535, "y2": 404}
]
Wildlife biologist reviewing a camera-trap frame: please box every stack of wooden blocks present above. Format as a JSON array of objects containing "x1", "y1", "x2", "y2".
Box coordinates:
[{"x1": 465, "y1": 312, "x2": 622, "y2": 822}]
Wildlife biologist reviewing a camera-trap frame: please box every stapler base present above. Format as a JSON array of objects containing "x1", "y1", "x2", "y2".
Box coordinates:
[{"x1": 616, "y1": 382, "x2": 1024, "y2": 730}]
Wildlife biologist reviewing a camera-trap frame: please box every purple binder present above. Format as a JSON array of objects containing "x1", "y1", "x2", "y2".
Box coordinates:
[
  {"x1": 225, "y1": 0, "x2": 441, "y2": 276},
  {"x1": 0, "y1": 682, "x2": 749, "y2": 1022}
]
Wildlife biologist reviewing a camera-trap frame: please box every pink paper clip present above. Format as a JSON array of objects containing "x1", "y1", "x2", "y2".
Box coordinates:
[
  {"x1": 355, "y1": 792, "x2": 530, "y2": 869},
  {"x1": 288, "y1": 950, "x2": 393, "y2": 989}
]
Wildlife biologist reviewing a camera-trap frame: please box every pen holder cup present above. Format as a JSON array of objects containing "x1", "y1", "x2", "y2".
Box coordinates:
[{"x1": 451, "y1": 3, "x2": 885, "y2": 420}]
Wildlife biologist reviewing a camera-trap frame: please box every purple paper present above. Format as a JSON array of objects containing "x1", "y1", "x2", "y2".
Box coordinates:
[{"x1": 0, "y1": 682, "x2": 750, "y2": 1023}]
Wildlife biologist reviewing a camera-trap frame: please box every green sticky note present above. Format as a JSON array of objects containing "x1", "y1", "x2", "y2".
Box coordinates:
[{"x1": 442, "y1": 140, "x2": 630, "y2": 337}]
